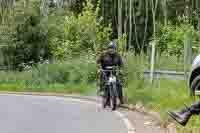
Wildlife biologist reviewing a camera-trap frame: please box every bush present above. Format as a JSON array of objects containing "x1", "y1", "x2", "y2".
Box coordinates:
[
  {"x1": 0, "y1": 0, "x2": 112, "y2": 69},
  {"x1": 0, "y1": 54, "x2": 96, "y2": 94},
  {"x1": 2, "y1": 1, "x2": 49, "y2": 70},
  {"x1": 25, "y1": 54, "x2": 96, "y2": 85},
  {"x1": 47, "y1": 8, "x2": 70, "y2": 60},
  {"x1": 49, "y1": 0, "x2": 112, "y2": 59},
  {"x1": 154, "y1": 23, "x2": 199, "y2": 57}
]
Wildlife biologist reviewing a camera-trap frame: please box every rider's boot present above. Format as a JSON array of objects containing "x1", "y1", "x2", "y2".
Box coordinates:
[
  {"x1": 103, "y1": 96, "x2": 110, "y2": 108},
  {"x1": 168, "y1": 102, "x2": 200, "y2": 126},
  {"x1": 106, "y1": 97, "x2": 110, "y2": 106},
  {"x1": 119, "y1": 96, "x2": 124, "y2": 104},
  {"x1": 168, "y1": 107, "x2": 191, "y2": 126}
]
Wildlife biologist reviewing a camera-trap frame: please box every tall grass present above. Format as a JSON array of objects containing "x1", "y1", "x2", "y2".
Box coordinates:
[
  {"x1": 156, "y1": 55, "x2": 184, "y2": 71},
  {"x1": 123, "y1": 54, "x2": 200, "y2": 133},
  {"x1": 0, "y1": 52, "x2": 149, "y2": 94},
  {"x1": 0, "y1": 54, "x2": 97, "y2": 94}
]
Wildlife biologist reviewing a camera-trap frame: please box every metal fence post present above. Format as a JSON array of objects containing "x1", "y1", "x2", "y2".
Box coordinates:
[
  {"x1": 184, "y1": 33, "x2": 192, "y2": 80},
  {"x1": 150, "y1": 41, "x2": 156, "y2": 83}
]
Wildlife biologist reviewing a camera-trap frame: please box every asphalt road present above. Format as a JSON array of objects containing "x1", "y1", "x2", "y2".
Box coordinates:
[{"x1": 0, "y1": 94, "x2": 128, "y2": 133}]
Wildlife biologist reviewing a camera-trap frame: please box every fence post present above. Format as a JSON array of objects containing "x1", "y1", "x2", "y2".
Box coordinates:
[
  {"x1": 184, "y1": 34, "x2": 192, "y2": 80},
  {"x1": 150, "y1": 41, "x2": 156, "y2": 83},
  {"x1": 0, "y1": 47, "x2": 3, "y2": 66}
]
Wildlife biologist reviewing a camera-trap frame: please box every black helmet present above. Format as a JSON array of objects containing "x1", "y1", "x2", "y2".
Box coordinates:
[{"x1": 107, "y1": 41, "x2": 117, "y2": 50}]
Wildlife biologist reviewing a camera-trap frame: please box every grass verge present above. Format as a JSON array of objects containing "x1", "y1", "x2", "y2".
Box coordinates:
[
  {"x1": 0, "y1": 82, "x2": 95, "y2": 95},
  {"x1": 125, "y1": 79, "x2": 200, "y2": 133}
]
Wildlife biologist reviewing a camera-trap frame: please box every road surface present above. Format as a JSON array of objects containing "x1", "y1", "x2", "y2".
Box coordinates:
[{"x1": 0, "y1": 94, "x2": 128, "y2": 133}]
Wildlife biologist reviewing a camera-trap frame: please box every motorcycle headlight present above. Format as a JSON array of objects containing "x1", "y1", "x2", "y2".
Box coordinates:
[{"x1": 109, "y1": 76, "x2": 117, "y2": 83}]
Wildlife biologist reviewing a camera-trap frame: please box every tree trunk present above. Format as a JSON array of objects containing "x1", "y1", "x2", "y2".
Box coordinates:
[
  {"x1": 128, "y1": 0, "x2": 132, "y2": 50},
  {"x1": 163, "y1": 0, "x2": 167, "y2": 25},
  {"x1": 142, "y1": 0, "x2": 149, "y2": 51},
  {"x1": 118, "y1": 0, "x2": 122, "y2": 37},
  {"x1": 132, "y1": 0, "x2": 140, "y2": 51},
  {"x1": 150, "y1": 0, "x2": 158, "y2": 84},
  {"x1": 197, "y1": 0, "x2": 200, "y2": 31}
]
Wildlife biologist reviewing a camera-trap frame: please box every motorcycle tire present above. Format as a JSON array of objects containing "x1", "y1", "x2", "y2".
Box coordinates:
[
  {"x1": 191, "y1": 75, "x2": 200, "y2": 96},
  {"x1": 110, "y1": 96, "x2": 117, "y2": 111}
]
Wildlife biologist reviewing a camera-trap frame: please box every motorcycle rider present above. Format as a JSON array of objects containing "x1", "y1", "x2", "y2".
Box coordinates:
[{"x1": 97, "y1": 41, "x2": 124, "y2": 106}]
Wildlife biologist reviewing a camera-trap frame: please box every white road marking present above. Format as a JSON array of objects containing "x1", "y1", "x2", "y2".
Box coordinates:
[{"x1": 65, "y1": 97, "x2": 136, "y2": 133}]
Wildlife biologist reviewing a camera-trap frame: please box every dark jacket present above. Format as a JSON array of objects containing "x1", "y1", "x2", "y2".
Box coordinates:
[{"x1": 97, "y1": 49, "x2": 123, "y2": 69}]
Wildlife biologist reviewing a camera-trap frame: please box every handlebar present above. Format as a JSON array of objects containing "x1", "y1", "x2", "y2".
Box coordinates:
[
  {"x1": 97, "y1": 66, "x2": 122, "y2": 74},
  {"x1": 99, "y1": 69, "x2": 121, "y2": 72},
  {"x1": 98, "y1": 69, "x2": 122, "y2": 74},
  {"x1": 105, "y1": 66, "x2": 114, "y2": 69}
]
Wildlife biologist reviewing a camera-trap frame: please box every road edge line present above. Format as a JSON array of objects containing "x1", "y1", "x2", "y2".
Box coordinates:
[{"x1": 0, "y1": 92, "x2": 136, "y2": 133}]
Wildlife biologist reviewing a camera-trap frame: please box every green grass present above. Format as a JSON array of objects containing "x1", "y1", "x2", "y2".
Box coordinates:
[
  {"x1": 0, "y1": 55, "x2": 97, "y2": 95},
  {"x1": 126, "y1": 54, "x2": 187, "y2": 71},
  {"x1": 125, "y1": 79, "x2": 191, "y2": 116},
  {"x1": 0, "y1": 82, "x2": 95, "y2": 95},
  {"x1": 156, "y1": 56, "x2": 185, "y2": 71},
  {"x1": 125, "y1": 79, "x2": 200, "y2": 133}
]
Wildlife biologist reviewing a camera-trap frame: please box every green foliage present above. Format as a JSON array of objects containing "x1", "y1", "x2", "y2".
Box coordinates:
[
  {"x1": 47, "y1": 8, "x2": 69, "y2": 59},
  {"x1": 0, "y1": 54, "x2": 96, "y2": 94},
  {"x1": 116, "y1": 33, "x2": 127, "y2": 54},
  {"x1": 1, "y1": 0, "x2": 50, "y2": 70},
  {"x1": 0, "y1": 0, "x2": 113, "y2": 68},
  {"x1": 29, "y1": 55, "x2": 96, "y2": 85},
  {"x1": 155, "y1": 23, "x2": 199, "y2": 57},
  {"x1": 49, "y1": 0, "x2": 112, "y2": 59}
]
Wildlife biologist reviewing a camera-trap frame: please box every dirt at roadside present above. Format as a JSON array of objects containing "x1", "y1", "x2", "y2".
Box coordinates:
[{"x1": 120, "y1": 107, "x2": 178, "y2": 133}]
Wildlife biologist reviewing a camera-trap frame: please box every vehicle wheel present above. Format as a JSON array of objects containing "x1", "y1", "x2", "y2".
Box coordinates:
[{"x1": 191, "y1": 75, "x2": 200, "y2": 96}]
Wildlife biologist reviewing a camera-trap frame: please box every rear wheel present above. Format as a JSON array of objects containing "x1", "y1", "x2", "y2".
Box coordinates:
[
  {"x1": 110, "y1": 96, "x2": 117, "y2": 111},
  {"x1": 110, "y1": 84, "x2": 117, "y2": 111},
  {"x1": 102, "y1": 85, "x2": 110, "y2": 108}
]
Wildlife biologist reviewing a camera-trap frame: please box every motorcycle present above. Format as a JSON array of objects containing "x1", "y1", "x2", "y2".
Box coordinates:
[{"x1": 98, "y1": 66, "x2": 121, "y2": 111}]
